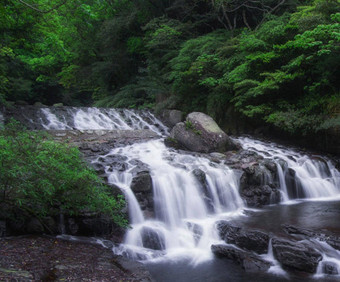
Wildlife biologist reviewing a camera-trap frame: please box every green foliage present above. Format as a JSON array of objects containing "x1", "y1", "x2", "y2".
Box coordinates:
[
  {"x1": 185, "y1": 120, "x2": 201, "y2": 135},
  {"x1": 0, "y1": 121, "x2": 127, "y2": 227},
  {"x1": 1, "y1": 0, "x2": 339, "y2": 138}
]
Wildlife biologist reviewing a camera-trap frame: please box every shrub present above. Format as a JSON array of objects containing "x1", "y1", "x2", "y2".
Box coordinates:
[{"x1": 0, "y1": 121, "x2": 127, "y2": 227}]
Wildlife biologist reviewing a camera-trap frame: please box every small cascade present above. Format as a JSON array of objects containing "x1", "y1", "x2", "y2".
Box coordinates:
[
  {"x1": 261, "y1": 239, "x2": 287, "y2": 277},
  {"x1": 313, "y1": 240, "x2": 340, "y2": 278},
  {"x1": 237, "y1": 137, "x2": 340, "y2": 202},
  {"x1": 92, "y1": 139, "x2": 244, "y2": 261},
  {"x1": 8, "y1": 106, "x2": 168, "y2": 135}
]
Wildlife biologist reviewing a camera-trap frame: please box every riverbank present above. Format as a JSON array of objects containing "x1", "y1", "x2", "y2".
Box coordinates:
[{"x1": 0, "y1": 235, "x2": 152, "y2": 281}]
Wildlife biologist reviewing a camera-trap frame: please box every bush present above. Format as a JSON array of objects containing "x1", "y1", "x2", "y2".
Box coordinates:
[{"x1": 0, "y1": 121, "x2": 127, "y2": 228}]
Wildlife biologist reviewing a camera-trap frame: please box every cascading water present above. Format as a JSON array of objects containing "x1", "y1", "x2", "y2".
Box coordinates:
[
  {"x1": 237, "y1": 137, "x2": 340, "y2": 202},
  {"x1": 4, "y1": 106, "x2": 340, "y2": 279},
  {"x1": 93, "y1": 139, "x2": 244, "y2": 262},
  {"x1": 11, "y1": 106, "x2": 168, "y2": 135}
]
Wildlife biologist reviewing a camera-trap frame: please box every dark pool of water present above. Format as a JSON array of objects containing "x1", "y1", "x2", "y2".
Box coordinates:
[
  {"x1": 145, "y1": 200, "x2": 340, "y2": 282},
  {"x1": 235, "y1": 200, "x2": 340, "y2": 236}
]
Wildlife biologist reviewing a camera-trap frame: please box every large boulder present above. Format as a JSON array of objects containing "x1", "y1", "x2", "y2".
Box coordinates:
[
  {"x1": 170, "y1": 112, "x2": 239, "y2": 153},
  {"x1": 272, "y1": 238, "x2": 322, "y2": 273},
  {"x1": 216, "y1": 221, "x2": 269, "y2": 254},
  {"x1": 211, "y1": 244, "x2": 271, "y2": 272}
]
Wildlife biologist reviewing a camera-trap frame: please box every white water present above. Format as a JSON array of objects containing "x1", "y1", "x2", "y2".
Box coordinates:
[
  {"x1": 93, "y1": 139, "x2": 244, "y2": 262},
  {"x1": 261, "y1": 239, "x2": 288, "y2": 277},
  {"x1": 7, "y1": 106, "x2": 340, "y2": 275},
  {"x1": 237, "y1": 137, "x2": 340, "y2": 202},
  {"x1": 39, "y1": 107, "x2": 168, "y2": 135},
  {"x1": 313, "y1": 240, "x2": 340, "y2": 278}
]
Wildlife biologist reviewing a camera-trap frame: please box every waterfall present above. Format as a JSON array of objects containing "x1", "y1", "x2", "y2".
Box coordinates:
[
  {"x1": 4, "y1": 106, "x2": 340, "y2": 270},
  {"x1": 13, "y1": 106, "x2": 168, "y2": 135},
  {"x1": 93, "y1": 139, "x2": 244, "y2": 261},
  {"x1": 237, "y1": 137, "x2": 340, "y2": 202}
]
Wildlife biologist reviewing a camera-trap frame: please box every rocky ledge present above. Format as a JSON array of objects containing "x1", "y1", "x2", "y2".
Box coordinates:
[{"x1": 0, "y1": 235, "x2": 152, "y2": 281}]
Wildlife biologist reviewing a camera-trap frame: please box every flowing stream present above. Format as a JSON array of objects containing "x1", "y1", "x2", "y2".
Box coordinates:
[
  {"x1": 237, "y1": 137, "x2": 340, "y2": 202},
  {"x1": 3, "y1": 106, "x2": 340, "y2": 280}
]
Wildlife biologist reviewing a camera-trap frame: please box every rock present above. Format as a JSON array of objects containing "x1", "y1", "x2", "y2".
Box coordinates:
[
  {"x1": 27, "y1": 218, "x2": 44, "y2": 234},
  {"x1": 164, "y1": 137, "x2": 186, "y2": 150},
  {"x1": 53, "y1": 103, "x2": 64, "y2": 107},
  {"x1": 33, "y1": 102, "x2": 46, "y2": 107},
  {"x1": 131, "y1": 172, "x2": 153, "y2": 193},
  {"x1": 192, "y1": 169, "x2": 215, "y2": 212},
  {"x1": 239, "y1": 162, "x2": 281, "y2": 207},
  {"x1": 284, "y1": 168, "x2": 305, "y2": 199},
  {"x1": 216, "y1": 221, "x2": 269, "y2": 254},
  {"x1": 272, "y1": 238, "x2": 322, "y2": 273},
  {"x1": 283, "y1": 224, "x2": 340, "y2": 251},
  {"x1": 160, "y1": 109, "x2": 183, "y2": 128},
  {"x1": 141, "y1": 227, "x2": 165, "y2": 250},
  {"x1": 211, "y1": 244, "x2": 271, "y2": 272},
  {"x1": 322, "y1": 261, "x2": 339, "y2": 275},
  {"x1": 170, "y1": 112, "x2": 238, "y2": 153},
  {"x1": 79, "y1": 217, "x2": 113, "y2": 236},
  {"x1": 130, "y1": 171, "x2": 154, "y2": 214},
  {"x1": 187, "y1": 222, "x2": 203, "y2": 244},
  {"x1": 15, "y1": 100, "x2": 28, "y2": 105}
]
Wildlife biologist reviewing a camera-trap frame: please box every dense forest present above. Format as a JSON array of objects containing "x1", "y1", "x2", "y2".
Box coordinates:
[{"x1": 1, "y1": 0, "x2": 339, "y2": 138}]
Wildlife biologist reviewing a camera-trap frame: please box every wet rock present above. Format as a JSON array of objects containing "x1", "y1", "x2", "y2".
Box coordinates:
[
  {"x1": 159, "y1": 109, "x2": 183, "y2": 128},
  {"x1": 284, "y1": 168, "x2": 305, "y2": 199},
  {"x1": 192, "y1": 169, "x2": 215, "y2": 212},
  {"x1": 272, "y1": 238, "x2": 322, "y2": 273},
  {"x1": 131, "y1": 171, "x2": 154, "y2": 214},
  {"x1": 192, "y1": 168, "x2": 207, "y2": 185},
  {"x1": 211, "y1": 244, "x2": 271, "y2": 272},
  {"x1": 170, "y1": 112, "x2": 239, "y2": 153},
  {"x1": 129, "y1": 159, "x2": 150, "y2": 175},
  {"x1": 187, "y1": 222, "x2": 203, "y2": 244},
  {"x1": 263, "y1": 159, "x2": 277, "y2": 172},
  {"x1": 98, "y1": 154, "x2": 128, "y2": 172},
  {"x1": 216, "y1": 221, "x2": 269, "y2": 254},
  {"x1": 283, "y1": 224, "x2": 340, "y2": 251},
  {"x1": 239, "y1": 161, "x2": 280, "y2": 207},
  {"x1": 131, "y1": 172, "x2": 153, "y2": 193},
  {"x1": 90, "y1": 162, "x2": 106, "y2": 174},
  {"x1": 322, "y1": 261, "x2": 339, "y2": 275},
  {"x1": 141, "y1": 227, "x2": 165, "y2": 250}
]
